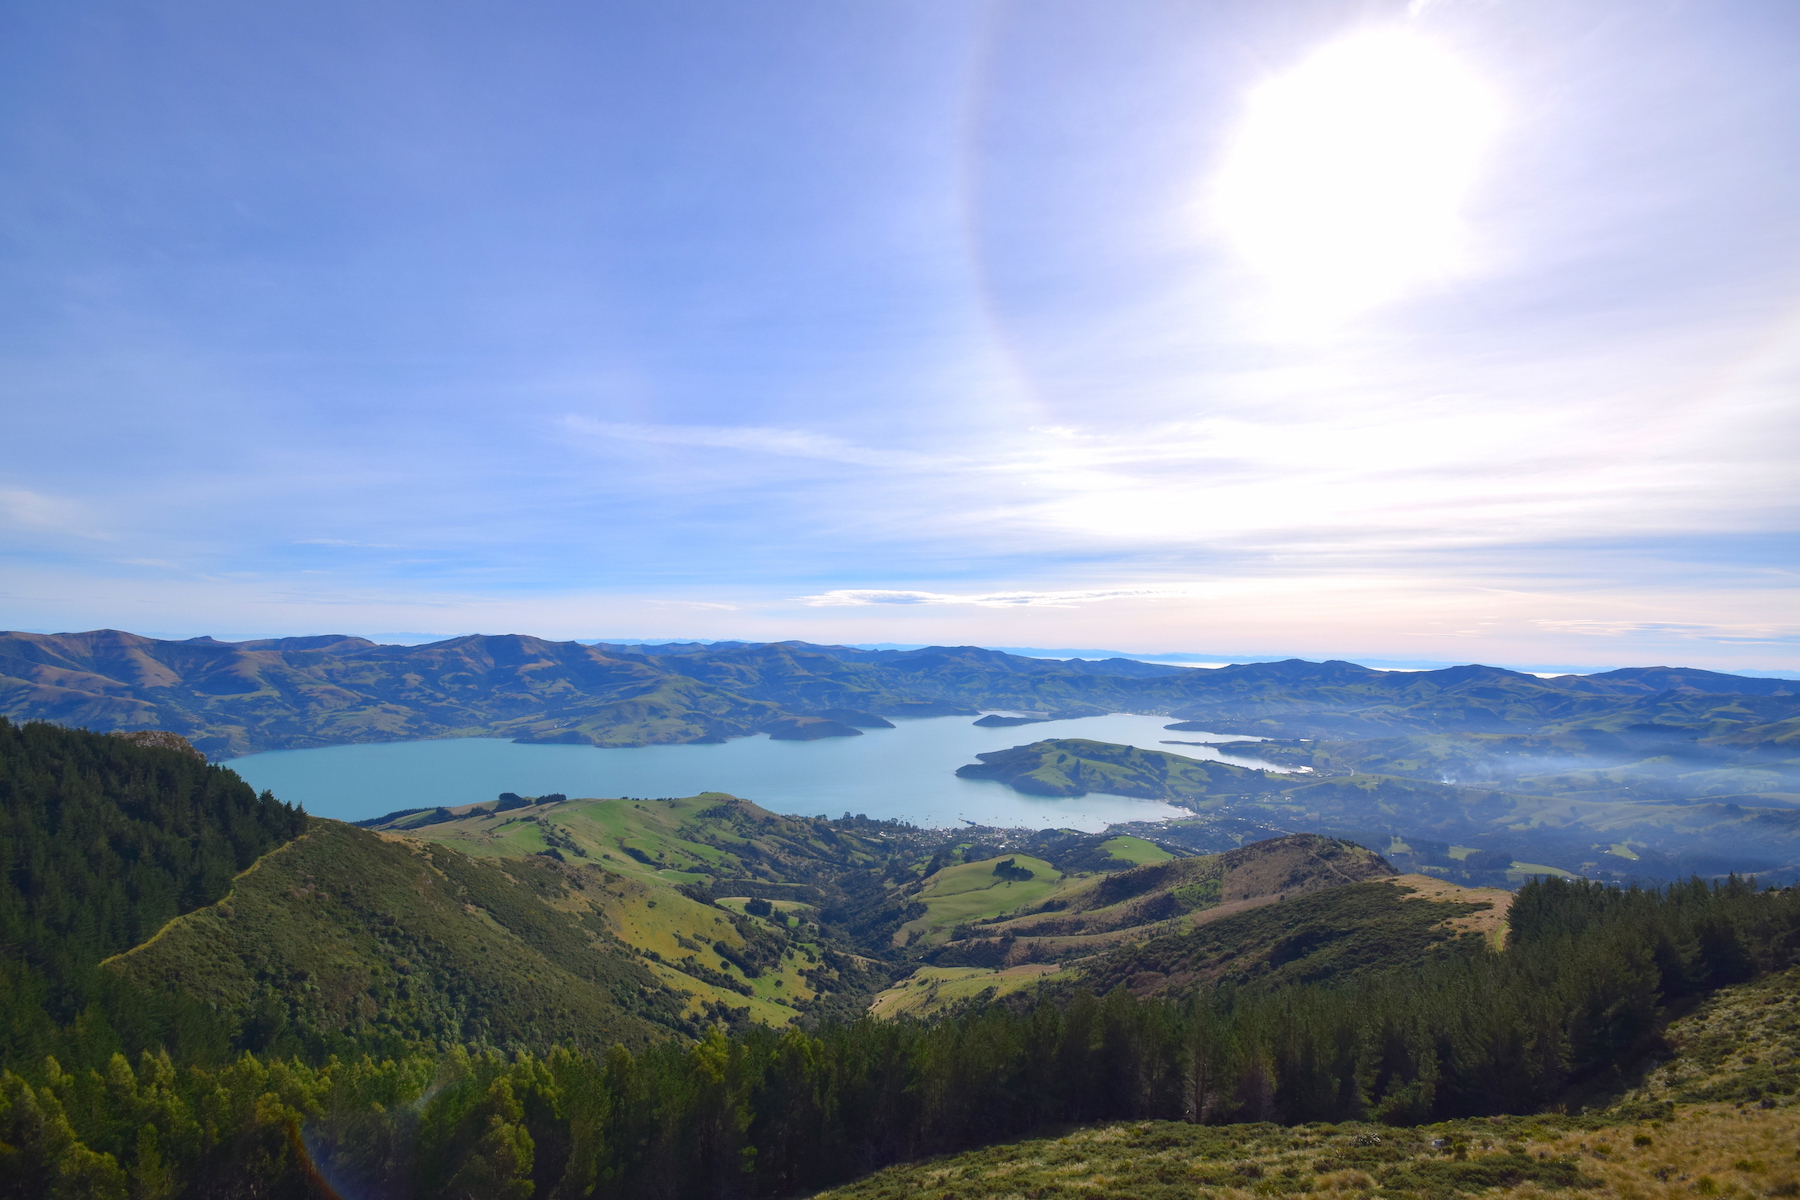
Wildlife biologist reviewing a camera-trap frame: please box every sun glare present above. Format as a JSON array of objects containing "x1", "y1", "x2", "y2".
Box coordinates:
[{"x1": 1211, "y1": 29, "x2": 1503, "y2": 331}]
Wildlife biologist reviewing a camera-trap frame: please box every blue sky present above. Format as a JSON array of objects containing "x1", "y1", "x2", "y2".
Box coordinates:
[{"x1": 2, "y1": 0, "x2": 1798, "y2": 672}]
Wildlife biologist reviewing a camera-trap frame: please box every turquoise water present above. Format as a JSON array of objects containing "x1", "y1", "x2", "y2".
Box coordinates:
[{"x1": 225, "y1": 713, "x2": 1288, "y2": 832}]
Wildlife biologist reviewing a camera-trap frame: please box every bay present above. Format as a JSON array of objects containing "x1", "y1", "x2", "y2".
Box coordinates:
[{"x1": 225, "y1": 712, "x2": 1290, "y2": 832}]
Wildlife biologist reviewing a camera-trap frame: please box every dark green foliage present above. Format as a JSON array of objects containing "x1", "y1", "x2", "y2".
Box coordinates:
[
  {"x1": 110, "y1": 821, "x2": 685, "y2": 1060},
  {"x1": 0, "y1": 719, "x2": 305, "y2": 1071},
  {"x1": 8, "y1": 874, "x2": 1797, "y2": 1198},
  {"x1": 991, "y1": 858, "x2": 1034, "y2": 882}
]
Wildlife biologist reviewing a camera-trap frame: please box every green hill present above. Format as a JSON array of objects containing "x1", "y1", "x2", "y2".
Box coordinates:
[
  {"x1": 870, "y1": 834, "x2": 1410, "y2": 1018},
  {"x1": 954, "y1": 737, "x2": 1283, "y2": 799},
  {"x1": 106, "y1": 819, "x2": 692, "y2": 1057},
  {"x1": 1072, "y1": 875, "x2": 1502, "y2": 997},
  {"x1": 8, "y1": 873, "x2": 1798, "y2": 1199},
  {"x1": 364, "y1": 792, "x2": 925, "y2": 1024},
  {"x1": 7, "y1": 629, "x2": 1797, "y2": 757},
  {"x1": 0, "y1": 718, "x2": 305, "y2": 1069},
  {"x1": 8, "y1": 628, "x2": 1795, "y2": 879}
]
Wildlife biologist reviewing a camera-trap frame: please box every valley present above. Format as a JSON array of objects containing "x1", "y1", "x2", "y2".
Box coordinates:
[
  {"x1": 5, "y1": 716, "x2": 1800, "y2": 1200},
  {"x1": 5, "y1": 653, "x2": 1800, "y2": 1199}
]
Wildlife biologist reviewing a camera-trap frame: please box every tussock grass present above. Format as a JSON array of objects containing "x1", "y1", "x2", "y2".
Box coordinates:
[
  {"x1": 808, "y1": 1107, "x2": 1800, "y2": 1200},
  {"x1": 817, "y1": 964, "x2": 1800, "y2": 1200}
]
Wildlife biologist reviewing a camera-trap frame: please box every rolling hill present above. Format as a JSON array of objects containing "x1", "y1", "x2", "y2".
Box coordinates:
[
  {"x1": 867, "y1": 834, "x2": 1466, "y2": 1018},
  {"x1": 9, "y1": 713, "x2": 1800, "y2": 1200},
  {"x1": 954, "y1": 737, "x2": 1286, "y2": 799},
  {"x1": 6, "y1": 628, "x2": 1799, "y2": 757},
  {"x1": 106, "y1": 820, "x2": 688, "y2": 1055}
]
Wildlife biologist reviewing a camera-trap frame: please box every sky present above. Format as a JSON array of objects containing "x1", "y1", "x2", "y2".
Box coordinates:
[{"x1": 2, "y1": 0, "x2": 1798, "y2": 673}]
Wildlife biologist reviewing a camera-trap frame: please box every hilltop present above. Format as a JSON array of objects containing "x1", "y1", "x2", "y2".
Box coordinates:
[{"x1": 867, "y1": 835, "x2": 1504, "y2": 1019}]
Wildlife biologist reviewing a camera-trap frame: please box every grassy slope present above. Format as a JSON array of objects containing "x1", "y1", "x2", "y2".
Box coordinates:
[
  {"x1": 1099, "y1": 834, "x2": 1175, "y2": 865},
  {"x1": 895, "y1": 855, "x2": 1065, "y2": 947},
  {"x1": 1626, "y1": 963, "x2": 1800, "y2": 1107},
  {"x1": 395, "y1": 792, "x2": 887, "y2": 891},
  {"x1": 1076, "y1": 876, "x2": 1497, "y2": 998},
  {"x1": 807, "y1": 1104, "x2": 1800, "y2": 1200},
  {"x1": 870, "y1": 836, "x2": 1412, "y2": 1018},
  {"x1": 105, "y1": 820, "x2": 682, "y2": 1054},
  {"x1": 389, "y1": 793, "x2": 894, "y2": 1023},
  {"x1": 877, "y1": 876, "x2": 1503, "y2": 1020},
  {"x1": 868, "y1": 963, "x2": 1067, "y2": 1019},
  {"x1": 965, "y1": 835, "x2": 1394, "y2": 951},
  {"x1": 822, "y1": 966, "x2": 1800, "y2": 1200}
]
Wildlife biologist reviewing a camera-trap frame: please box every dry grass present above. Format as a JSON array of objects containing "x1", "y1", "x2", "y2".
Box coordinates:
[
  {"x1": 1385, "y1": 875, "x2": 1515, "y2": 948},
  {"x1": 807, "y1": 1107, "x2": 1800, "y2": 1200},
  {"x1": 1627, "y1": 967, "x2": 1800, "y2": 1108}
]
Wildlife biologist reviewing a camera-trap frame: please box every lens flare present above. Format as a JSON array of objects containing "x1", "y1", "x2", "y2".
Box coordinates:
[{"x1": 1211, "y1": 28, "x2": 1503, "y2": 332}]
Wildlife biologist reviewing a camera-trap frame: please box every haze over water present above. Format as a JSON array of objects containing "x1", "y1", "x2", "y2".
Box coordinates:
[{"x1": 227, "y1": 713, "x2": 1286, "y2": 831}]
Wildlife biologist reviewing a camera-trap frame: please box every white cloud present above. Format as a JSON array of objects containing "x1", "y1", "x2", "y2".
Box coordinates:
[
  {"x1": 563, "y1": 417, "x2": 927, "y2": 468},
  {"x1": 1532, "y1": 620, "x2": 1800, "y2": 645},
  {"x1": 798, "y1": 585, "x2": 1210, "y2": 608},
  {"x1": 0, "y1": 487, "x2": 108, "y2": 539}
]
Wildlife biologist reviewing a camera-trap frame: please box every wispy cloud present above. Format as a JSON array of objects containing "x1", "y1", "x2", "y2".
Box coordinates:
[
  {"x1": 1533, "y1": 620, "x2": 1800, "y2": 645},
  {"x1": 294, "y1": 538, "x2": 401, "y2": 549},
  {"x1": 563, "y1": 417, "x2": 928, "y2": 468},
  {"x1": 0, "y1": 488, "x2": 108, "y2": 540},
  {"x1": 799, "y1": 586, "x2": 1209, "y2": 608}
]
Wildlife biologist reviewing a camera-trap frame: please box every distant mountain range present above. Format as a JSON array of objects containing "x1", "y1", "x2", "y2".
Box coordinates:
[{"x1": 2, "y1": 628, "x2": 1796, "y2": 758}]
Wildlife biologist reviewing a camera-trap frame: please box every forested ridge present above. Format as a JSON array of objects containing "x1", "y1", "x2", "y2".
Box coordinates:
[
  {"x1": 0, "y1": 718, "x2": 306, "y2": 1073},
  {"x1": 5, "y1": 873, "x2": 1797, "y2": 1199}
]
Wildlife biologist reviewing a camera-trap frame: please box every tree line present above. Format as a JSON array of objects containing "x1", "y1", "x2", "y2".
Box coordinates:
[
  {"x1": 4, "y1": 873, "x2": 1797, "y2": 1199},
  {"x1": 0, "y1": 719, "x2": 307, "y2": 1075}
]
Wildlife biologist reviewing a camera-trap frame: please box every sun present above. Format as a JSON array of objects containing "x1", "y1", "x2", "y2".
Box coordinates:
[{"x1": 1211, "y1": 28, "x2": 1503, "y2": 331}]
